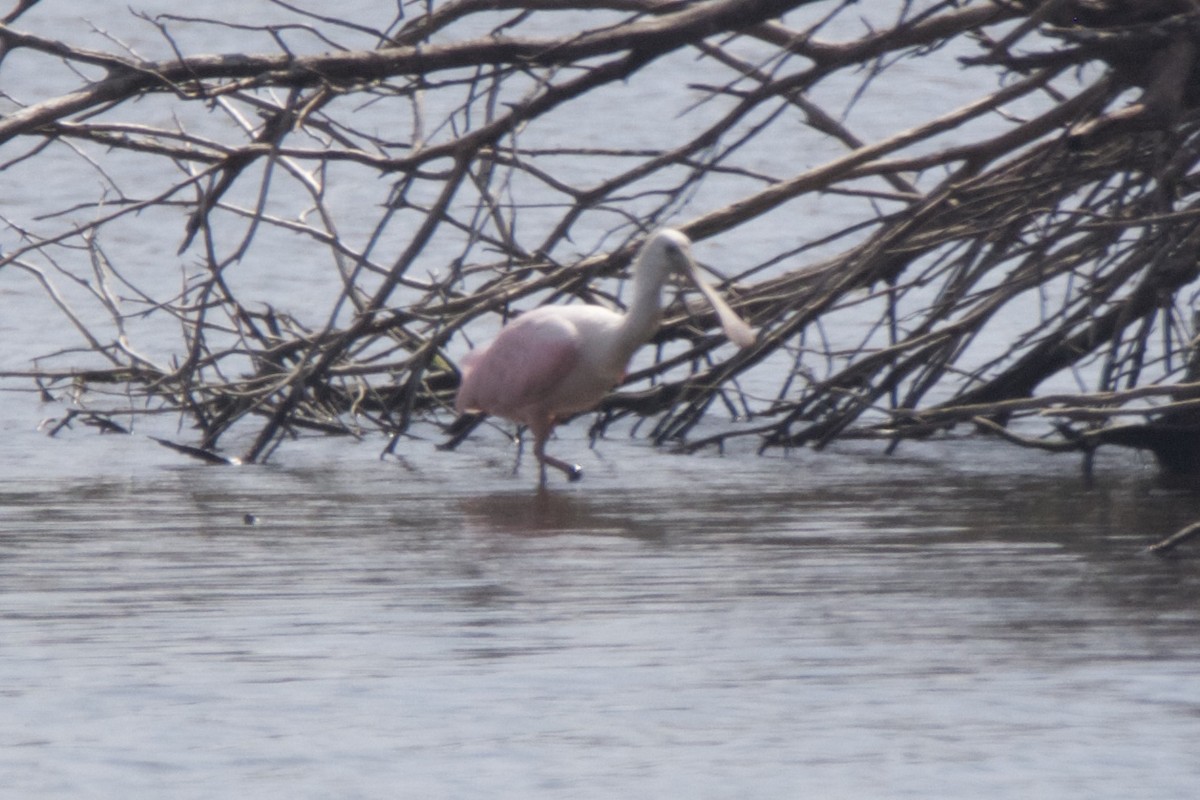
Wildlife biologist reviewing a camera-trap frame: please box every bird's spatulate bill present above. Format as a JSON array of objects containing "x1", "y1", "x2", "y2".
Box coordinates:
[{"x1": 690, "y1": 274, "x2": 756, "y2": 348}]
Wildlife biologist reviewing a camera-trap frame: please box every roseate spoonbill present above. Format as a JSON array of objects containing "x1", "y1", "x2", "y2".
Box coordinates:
[{"x1": 454, "y1": 228, "x2": 755, "y2": 486}]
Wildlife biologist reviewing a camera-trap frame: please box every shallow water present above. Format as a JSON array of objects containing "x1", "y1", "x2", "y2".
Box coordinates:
[{"x1": 2, "y1": 427, "x2": 1200, "y2": 799}]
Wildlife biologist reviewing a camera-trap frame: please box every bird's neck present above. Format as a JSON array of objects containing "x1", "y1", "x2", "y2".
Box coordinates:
[{"x1": 611, "y1": 271, "x2": 665, "y2": 365}]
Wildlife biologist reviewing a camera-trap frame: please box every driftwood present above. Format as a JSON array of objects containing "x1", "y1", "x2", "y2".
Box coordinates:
[
  {"x1": 1146, "y1": 519, "x2": 1200, "y2": 555},
  {"x1": 3, "y1": 1, "x2": 1200, "y2": 477}
]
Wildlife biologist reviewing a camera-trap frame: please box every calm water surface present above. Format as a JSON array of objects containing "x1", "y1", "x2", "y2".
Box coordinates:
[{"x1": 2, "y1": 425, "x2": 1199, "y2": 799}]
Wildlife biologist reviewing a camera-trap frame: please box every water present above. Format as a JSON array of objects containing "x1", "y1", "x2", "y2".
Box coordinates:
[
  {"x1": 4, "y1": 4, "x2": 1200, "y2": 797},
  {"x1": 1, "y1": 427, "x2": 1199, "y2": 798}
]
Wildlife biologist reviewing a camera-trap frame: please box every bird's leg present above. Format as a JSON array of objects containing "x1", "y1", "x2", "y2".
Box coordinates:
[
  {"x1": 511, "y1": 426, "x2": 525, "y2": 477},
  {"x1": 532, "y1": 424, "x2": 583, "y2": 484}
]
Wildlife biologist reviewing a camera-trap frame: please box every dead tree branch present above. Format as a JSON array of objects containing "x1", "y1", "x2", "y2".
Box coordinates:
[{"x1": 4, "y1": 1, "x2": 1200, "y2": 478}]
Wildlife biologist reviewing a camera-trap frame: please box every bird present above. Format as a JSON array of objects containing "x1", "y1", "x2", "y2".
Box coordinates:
[{"x1": 454, "y1": 228, "x2": 756, "y2": 487}]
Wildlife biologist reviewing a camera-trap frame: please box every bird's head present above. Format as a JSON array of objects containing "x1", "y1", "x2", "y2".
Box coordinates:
[
  {"x1": 637, "y1": 228, "x2": 695, "y2": 285},
  {"x1": 637, "y1": 228, "x2": 756, "y2": 349}
]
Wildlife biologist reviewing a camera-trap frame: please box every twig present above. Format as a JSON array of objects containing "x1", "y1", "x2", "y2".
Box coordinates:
[{"x1": 1145, "y1": 520, "x2": 1200, "y2": 556}]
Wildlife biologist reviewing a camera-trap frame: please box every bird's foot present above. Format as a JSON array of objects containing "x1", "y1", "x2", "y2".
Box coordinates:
[{"x1": 539, "y1": 453, "x2": 583, "y2": 484}]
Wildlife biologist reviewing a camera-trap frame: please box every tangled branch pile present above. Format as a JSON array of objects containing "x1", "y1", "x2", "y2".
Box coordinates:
[{"x1": 3, "y1": 0, "x2": 1200, "y2": 474}]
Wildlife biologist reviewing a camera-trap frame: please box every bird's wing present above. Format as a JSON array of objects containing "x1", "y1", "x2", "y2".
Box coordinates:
[{"x1": 456, "y1": 311, "x2": 580, "y2": 418}]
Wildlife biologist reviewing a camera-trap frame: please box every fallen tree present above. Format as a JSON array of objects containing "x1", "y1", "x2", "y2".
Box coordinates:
[{"x1": 3, "y1": 0, "x2": 1200, "y2": 477}]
